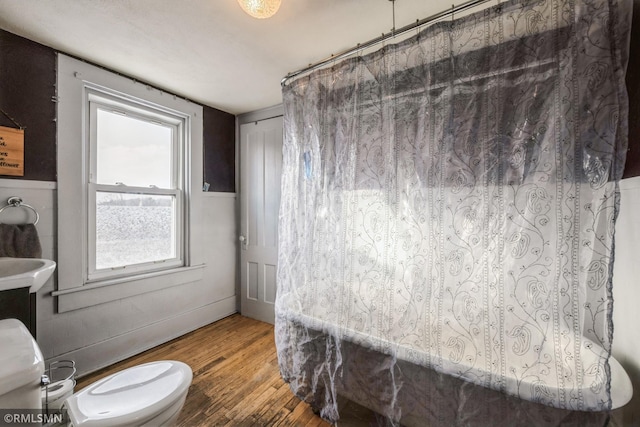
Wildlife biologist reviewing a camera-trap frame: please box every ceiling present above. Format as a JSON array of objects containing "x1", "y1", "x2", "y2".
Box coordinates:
[{"x1": 0, "y1": 0, "x2": 460, "y2": 115}]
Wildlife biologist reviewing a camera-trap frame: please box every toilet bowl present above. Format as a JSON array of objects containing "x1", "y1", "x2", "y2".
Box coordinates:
[
  {"x1": 0, "y1": 318, "x2": 192, "y2": 426},
  {"x1": 64, "y1": 360, "x2": 192, "y2": 427}
]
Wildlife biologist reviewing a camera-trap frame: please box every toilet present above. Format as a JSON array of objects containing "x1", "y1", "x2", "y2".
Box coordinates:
[{"x1": 0, "y1": 318, "x2": 192, "y2": 426}]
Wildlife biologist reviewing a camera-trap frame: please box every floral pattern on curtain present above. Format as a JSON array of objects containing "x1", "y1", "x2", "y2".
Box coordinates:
[{"x1": 276, "y1": 0, "x2": 631, "y2": 423}]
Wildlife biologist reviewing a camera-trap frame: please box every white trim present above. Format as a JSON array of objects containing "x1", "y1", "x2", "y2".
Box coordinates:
[
  {"x1": 202, "y1": 192, "x2": 237, "y2": 198},
  {"x1": 57, "y1": 54, "x2": 204, "y2": 310},
  {"x1": 91, "y1": 183, "x2": 181, "y2": 195},
  {"x1": 86, "y1": 87, "x2": 188, "y2": 125},
  {"x1": 53, "y1": 264, "x2": 205, "y2": 296},
  {"x1": 237, "y1": 104, "x2": 283, "y2": 125},
  {"x1": 0, "y1": 179, "x2": 57, "y2": 190}
]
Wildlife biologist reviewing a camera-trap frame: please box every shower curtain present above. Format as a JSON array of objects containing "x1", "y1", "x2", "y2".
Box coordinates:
[{"x1": 276, "y1": 0, "x2": 631, "y2": 424}]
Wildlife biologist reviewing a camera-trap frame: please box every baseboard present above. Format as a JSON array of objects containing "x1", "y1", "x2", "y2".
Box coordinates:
[{"x1": 47, "y1": 296, "x2": 237, "y2": 378}]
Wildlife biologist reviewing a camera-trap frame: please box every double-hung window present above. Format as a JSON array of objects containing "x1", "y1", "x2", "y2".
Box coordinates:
[
  {"x1": 86, "y1": 91, "x2": 185, "y2": 281},
  {"x1": 56, "y1": 54, "x2": 203, "y2": 312}
]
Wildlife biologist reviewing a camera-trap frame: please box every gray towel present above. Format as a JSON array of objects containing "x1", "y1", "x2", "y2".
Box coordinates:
[{"x1": 0, "y1": 223, "x2": 42, "y2": 258}]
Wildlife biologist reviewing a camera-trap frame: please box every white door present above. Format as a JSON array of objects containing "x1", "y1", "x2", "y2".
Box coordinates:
[{"x1": 239, "y1": 117, "x2": 283, "y2": 324}]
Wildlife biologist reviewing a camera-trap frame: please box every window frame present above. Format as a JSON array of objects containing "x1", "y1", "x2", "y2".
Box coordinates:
[
  {"x1": 85, "y1": 91, "x2": 186, "y2": 282},
  {"x1": 55, "y1": 54, "x2": 205, "y2": 313}
]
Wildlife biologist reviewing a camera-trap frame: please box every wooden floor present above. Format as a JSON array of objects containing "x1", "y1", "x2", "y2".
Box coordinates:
[{"x1": 76, "y1": 314, "x2": 377, "y2": 426}]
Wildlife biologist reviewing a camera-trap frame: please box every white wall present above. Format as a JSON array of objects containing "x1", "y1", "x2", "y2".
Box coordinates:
[
  {"x1": 0, "y1": 179, "x2": 237, "y2": 377},
  {"x1": 611, "y1": 176, "x2": 640, "y2": 426}
]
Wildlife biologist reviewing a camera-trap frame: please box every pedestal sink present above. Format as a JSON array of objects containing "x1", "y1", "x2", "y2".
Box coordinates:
[
  {"x1": 0, "y1": 257, "x2": 56, "y2": 337},
  {"x1": 0, "y1": 257, "x2": 56, "y2": 293}
]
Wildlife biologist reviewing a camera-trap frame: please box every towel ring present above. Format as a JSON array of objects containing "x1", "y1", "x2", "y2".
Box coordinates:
[{"x1": 0, "y1": 196, "x2": 39, "y2": 225}]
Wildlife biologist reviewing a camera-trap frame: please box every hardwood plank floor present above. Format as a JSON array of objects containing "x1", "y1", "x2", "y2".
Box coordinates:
[{"x1": 76, "y1": 314, "x2": 378, "y2": 426}]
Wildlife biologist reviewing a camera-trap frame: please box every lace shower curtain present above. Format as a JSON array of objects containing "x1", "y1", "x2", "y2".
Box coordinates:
[{"x1": 276, "y1": 0, "x2": 631, "y2": 424}]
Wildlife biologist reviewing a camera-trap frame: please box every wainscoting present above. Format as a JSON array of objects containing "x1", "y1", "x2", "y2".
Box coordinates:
[{"x1": 0, "y1": 178, "x2": 237, "y2": 377}]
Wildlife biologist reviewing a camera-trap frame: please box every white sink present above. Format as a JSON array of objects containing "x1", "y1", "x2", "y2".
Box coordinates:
[{"x1": 0, "y1": 257, "x2": 56, "y2": 293}]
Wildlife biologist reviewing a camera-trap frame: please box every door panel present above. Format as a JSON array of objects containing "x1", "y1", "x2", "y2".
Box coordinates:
[{"x1": 240, "y1": 117, "x2": 283, "y2": 324}]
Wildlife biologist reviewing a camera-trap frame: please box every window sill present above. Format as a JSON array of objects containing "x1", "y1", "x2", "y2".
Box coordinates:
[{"x1": 52, "y1": 264, "x2": 205, "y2": 313}]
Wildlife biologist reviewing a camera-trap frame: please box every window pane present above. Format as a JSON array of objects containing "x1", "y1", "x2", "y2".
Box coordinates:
[
  {"x1": 96, "y1": 109, "x2": 173, "y2": 188},
  {"x1": 96, "y1": 192, "x2": 176, "y2": 270}
]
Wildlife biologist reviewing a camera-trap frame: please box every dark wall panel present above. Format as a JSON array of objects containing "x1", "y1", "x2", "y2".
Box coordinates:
[
  {"x1": 623, "y1": 0, "x2": 640, "y2": 178},
  {"x1": 0, "y1": 30, "x2": 56, "y2": 181},
  {"x1": 203, "y1": 106, "x2": 235, "y2": 192},
  {"x1": 0, "y1": 29, "x2": 237, "y2": 188}
]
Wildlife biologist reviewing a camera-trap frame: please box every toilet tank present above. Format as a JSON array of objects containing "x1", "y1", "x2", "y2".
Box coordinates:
[{"x1": 0, "y1": 319, "x2": 44, "y2": 410}]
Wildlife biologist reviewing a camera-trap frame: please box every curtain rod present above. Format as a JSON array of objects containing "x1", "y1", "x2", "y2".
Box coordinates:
[{"x1": 281, "y1": 0, "x2": 495, "y2": 86}]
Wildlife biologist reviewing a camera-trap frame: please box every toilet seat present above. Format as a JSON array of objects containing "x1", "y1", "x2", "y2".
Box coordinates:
[{"x1": 64, "y1": 361, "x2": 192, "y2": 427}]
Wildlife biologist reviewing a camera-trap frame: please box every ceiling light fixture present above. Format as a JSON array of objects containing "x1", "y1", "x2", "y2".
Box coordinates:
[{"x1": 237, "y1": 0, "x2": 282, "y2": 19}]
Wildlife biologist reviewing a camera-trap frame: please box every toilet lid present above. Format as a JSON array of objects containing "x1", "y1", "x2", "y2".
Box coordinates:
[{"x1": 64, "y1": 361, "x2": 192, "y2": 427}]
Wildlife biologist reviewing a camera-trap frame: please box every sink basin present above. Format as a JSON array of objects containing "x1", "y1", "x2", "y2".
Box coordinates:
[{"x1": 0, "y1": 257, "x2": 56, "y2": 293}]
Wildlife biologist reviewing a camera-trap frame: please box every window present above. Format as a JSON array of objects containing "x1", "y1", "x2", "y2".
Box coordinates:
[
  {"x1": 87, "y1": 92, "x2": 185, "y2": 281},
  {"x1": 56, "y1": 54, "x2": 204, "y2": 312}
]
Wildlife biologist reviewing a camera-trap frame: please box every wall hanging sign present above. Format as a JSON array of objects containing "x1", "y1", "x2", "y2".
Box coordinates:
[{"x1": 0, "y1": 125, "x2": 25, "y2": 176}]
